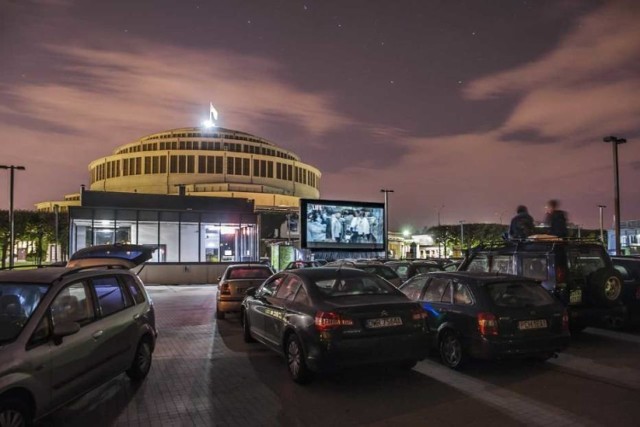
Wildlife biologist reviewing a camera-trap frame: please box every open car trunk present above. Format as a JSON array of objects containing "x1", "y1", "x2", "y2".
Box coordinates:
[{"x1": 67, "y1": 244, "x2": 156, "y2": 269}]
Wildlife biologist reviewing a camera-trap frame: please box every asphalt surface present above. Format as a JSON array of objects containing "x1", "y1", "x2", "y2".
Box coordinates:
[{"x1": 38, "y1": 285, "x2": 640, "y2": 426}]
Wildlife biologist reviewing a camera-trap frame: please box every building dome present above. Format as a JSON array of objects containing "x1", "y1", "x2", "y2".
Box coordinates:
[{"x1": 87, "y1": 127, "x2": 321, "y2": 208}]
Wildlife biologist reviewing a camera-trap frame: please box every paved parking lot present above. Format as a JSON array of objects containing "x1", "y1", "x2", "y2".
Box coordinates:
[{"x1": 39, "y1": 285, "x2": 640, "y2": 426}]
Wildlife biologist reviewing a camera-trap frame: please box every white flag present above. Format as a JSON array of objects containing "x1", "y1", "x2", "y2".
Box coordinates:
[{"x1": 210, "y1": 103, "x2": 218, "y2": 121}]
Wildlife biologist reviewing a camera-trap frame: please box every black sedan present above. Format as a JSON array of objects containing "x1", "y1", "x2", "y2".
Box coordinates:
[
  {"x1": 241, "y1": 267, "x2": 430, "y2": 383},
  {"x1": 399, "y1": 271, "x2": 570, "y2": 369}
]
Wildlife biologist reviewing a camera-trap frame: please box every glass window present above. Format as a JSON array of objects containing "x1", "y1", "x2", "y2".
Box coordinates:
[
  {"x1": 242, "y1": 158, "x2": 250, "y2": 176},
  {"x1": 227, "y1": 157, "x2": 234, "y2": 174},
  {"x1": 400, "y1": 276, "x2": 428, "y2": 300},
  {"x1": 567, "y1": 247, "x2": 607, "y2": 277},
  {"x1": 235, "y1": 157, "x2": 242, "y2": 175},
  {"x1": 293, "y1": 286, "x2": 311, "y2": 306},
  {"x1": 260, "y1": 276, "x2": 284, "y2": 297},
  {"x1": 160, "y1": 156, "x2": 167, "y2": 173},
  {"x1": 170, "y1": 155, "x2": 178, "y2": 173},
  {"x1": 92, "y1": 276, "x2": 130, "y2": 317},
  {"x1": 467, "y1": 255, "x2": 489, "y2": 272},
  {"x1": 215, "y1": 157, "x2": 223, "y2": 174},
  {"x1": 454, "y1": 283, "x2": 473, "y2": 305},
  {"x1": 227, "y1": 267, "x2": 273, "y2": 280},
  {"x1": 275, "y1": 276, "x2": 302, "y2": 300},
  {"x1": 51, "y1": 282, "x2": 94, "y2": 326},
  {"x1": 0, "y1": 283, "x2": 50, "y2": 343},
  {"x1": 121, "y1": 275, "x2": 145, "y2": 304},
  {"x1": 492, "y1": 256, "x2": 515, "y2": 274},
  {"x1": 313, "y1": 275, "x2": 397, "y2": 298},
  {"x1": 187, "y1": 156, "x2": 195, "y2": 173},
  {"x1": 423, "y1": 278, "x2": 448, "y2": 302},
  {"x1": 487, "y1": 281, "x2": 555, "y2": 308},
  {"x1": 253, "y1": 159, "x2": 259, "y2": 176},
  {"x1": 441, "y1": 282, "x2": 452, "y2": 303},
  {"x1": 522, "y1": 257, "x2": 548, "y2": 281}
]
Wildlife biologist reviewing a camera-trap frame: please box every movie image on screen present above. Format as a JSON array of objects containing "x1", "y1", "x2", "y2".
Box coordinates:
[{"x1": 301, "y1": 199, "x2": 385, "y2": 251}]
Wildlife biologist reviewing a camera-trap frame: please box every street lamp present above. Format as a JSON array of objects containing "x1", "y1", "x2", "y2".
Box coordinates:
[
  {"x1": 597, "y1": 204, "x2": 606, "y2": 244},
  {"x1": 437, "y1": 204, "x2": 445, "y2": 226},
  {"x1": 54, "y1": 204, "x2": 60, "y2": 263},
  {"x1": 380, "y1": 189, "x2": 394, "y2": 259},
  {"x1": 0, "y1": 165, "x2": 26, "y2": 269},
  {"x1": 603, "y1": 136, "x2": 627, "y2": 255},
  {"x1": 459, "y1": 220, "x2": 465, "y2": 249}
]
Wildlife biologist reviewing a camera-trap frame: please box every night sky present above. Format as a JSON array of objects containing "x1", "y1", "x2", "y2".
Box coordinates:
[{"x1": 1, "y1": 0, "x2": 639, "y2": 230}]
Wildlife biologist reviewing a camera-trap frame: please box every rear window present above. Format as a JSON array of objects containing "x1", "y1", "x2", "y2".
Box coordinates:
[
  {"x1": 567, "y1": 247, "x2": 606, "y2": 276},
  {"x1": 486, "y1": 281, "x2": 555, "y2": 308},
  {"x1": 360, "y1": 266, "x2": 398, "y2": 280},
  {"x1": 313, "y1": 275, "x2": 398, "y2": 297},
  {"x1": 414, "y1": 265, "x2": 441, "y2": 274},
  {"x1": 227, "y1": 267, "x2": 272, "y2": 279}
]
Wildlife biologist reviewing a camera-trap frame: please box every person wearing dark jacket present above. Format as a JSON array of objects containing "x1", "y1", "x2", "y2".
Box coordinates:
[
  {"x1": 509, "y1": 205, "x2": 535, "y2": 239},
  {"x1": 544, "y1": 199, "x2": 568, "y2": 238}
]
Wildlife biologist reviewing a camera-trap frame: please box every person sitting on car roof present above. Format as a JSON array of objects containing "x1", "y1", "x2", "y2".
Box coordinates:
[
  {"x1": 543, "y1": 199, "x2": 568, "y2": 238},
  {"x1": 509, "y1": 205, "x2": 535, "y2": 240}
]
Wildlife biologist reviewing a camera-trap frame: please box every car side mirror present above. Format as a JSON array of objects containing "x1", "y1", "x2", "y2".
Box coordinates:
[
  {"x1": 246, "y1": 287, "x2": 257, "y2": 297},
  {"x1": 217, "y1": 276, "x2": 222, "y2": 282},
  {"x1": 53, "y1": 322, "x2": 80, "y2": 345}
]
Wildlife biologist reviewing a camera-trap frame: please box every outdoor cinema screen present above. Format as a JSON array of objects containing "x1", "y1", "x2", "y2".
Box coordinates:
[{"x1": 300, "y1": 199, "x2": 385, "y2": 251}]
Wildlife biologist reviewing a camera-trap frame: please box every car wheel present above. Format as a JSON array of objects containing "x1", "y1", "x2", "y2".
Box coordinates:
[
  {"x1": 439, "y1": 331, "x2": 465, "y2": 369},
  {"x1": 588, "y1": 268, "x2": 624, "y2": 306},
  {"x1": 286, "y1": 334, "x2": 313, "y2": 384},
  {"x1": 215, "y1": 305, "x2": 225, "y2": 320},
  {"x1": 126, "y1": 337, "x2": 153, "y2": 382},
  {"x1": 242, "y1": 310, "x2": 256, "y2": 343},
  {"x1": 0, "y1": 398, "x2": 32, "y2": 427}
]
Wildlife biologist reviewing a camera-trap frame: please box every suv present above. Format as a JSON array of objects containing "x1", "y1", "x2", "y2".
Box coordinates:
[
  {"x1": 458, "y1": 238, "x2": 625, "y2": 332},
  {"x1": 0, "y1": 244, "x2": 157, "y2": 426}
]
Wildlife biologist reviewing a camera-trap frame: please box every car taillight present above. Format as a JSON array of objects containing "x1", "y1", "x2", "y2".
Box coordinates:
[
  {"x1": 477, "y1": 312, "x2": 499, "y2": 336},
  {"x1": 411, "y1": 307, "x2": 428, "y2": 321},
  {"x1": 556, "y1": 266, "x2": 566, "y2": 284},
  {"x1": 220, "y1": 283, "x2": 231, "y2": 295},
  {"x1": 314, "y1": 311, "x2": 354, "y2": 331},
  {"x1": 562, "y1": 310, "x2": 569, "y2": 332}
]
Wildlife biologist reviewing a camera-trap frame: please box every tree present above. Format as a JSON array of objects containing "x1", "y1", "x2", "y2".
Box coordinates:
[{"x1": 426, "y1": 223, "x2": 508, "y2": 257}]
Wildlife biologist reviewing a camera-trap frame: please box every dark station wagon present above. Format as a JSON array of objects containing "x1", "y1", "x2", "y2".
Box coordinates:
[{"x1": 400, "y1": 271, "x2": 570, "y2": 368}]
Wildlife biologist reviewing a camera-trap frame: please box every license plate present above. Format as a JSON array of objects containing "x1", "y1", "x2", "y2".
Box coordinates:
[
  {"x1": 366, "y1": 316, "x2": 403, "y2": 328},
  {"x1": 570, "y1": 289, "x2": 582, "y2": 304},
  {"x1": 518, "y1": 319, "x2": 548, "y2": 330}
]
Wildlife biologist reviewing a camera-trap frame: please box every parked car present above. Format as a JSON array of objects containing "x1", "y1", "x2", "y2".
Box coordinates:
[
  {"x1": 216, "y1": 264, "x2": 275, "y2": 319},
  {"x1": 326, "y1": 261, "x2": 402, "y2": 287},
  {"x1": 385, "y1": 260, "x2": 444, "y2": 281},
  {"x1": 399, "y1": 271, "x2": 570, "y2": 368},
  {"x1": 457, "y1": 238, "x2": 626, "y2": 332},
  {"x1": 0, "y1": 244, "x2": 157, "y2": 426},
  {"x1": 284, "y1": 261, "x2": 322, "y2": 270},
  {"x1": 240, "y1": 267, "x2": 430, "y2": 383},
  {"x1": 611, "y1": 256, "x2": 640, "y2": 326}
]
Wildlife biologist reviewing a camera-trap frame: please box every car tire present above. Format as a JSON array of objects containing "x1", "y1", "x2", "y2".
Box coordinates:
[
  {"x1": 0, "y1": 398, "x2": 32, "y2": 427},
  {"x1": 588, "y1": 268, "x2": 624, "y2": 307},
  {"x1": 126, "y1": 337, "x2": 153, "y2": 382},
  {"x1": 215, "y1": 306, "x2": 225, "y2": 320},
  {"x1": 285, "y1": 334, "x2": 313, "y2": 384},
  {"x1": 439, "y1": 330, "x2": 466, "y2": 369},
  {"x1": 242, "y1": 310, "x2": 256, "y2": 343}
]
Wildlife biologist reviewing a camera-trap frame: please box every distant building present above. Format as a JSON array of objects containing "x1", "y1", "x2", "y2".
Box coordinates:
[
  {"x1": 608, "y1": 220, "x2": 640, "y2": 255},
  {"x1": 36, "y1": 126, "x2": 322, "y2": 264}
]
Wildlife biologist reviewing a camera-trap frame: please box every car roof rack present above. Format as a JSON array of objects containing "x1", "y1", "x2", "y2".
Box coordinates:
[{"x1": 60, "y1": 263, "x2": 130, "y2": 279}]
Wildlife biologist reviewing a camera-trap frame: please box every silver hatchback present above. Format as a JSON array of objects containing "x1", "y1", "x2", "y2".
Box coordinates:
[{"x1": 0, "y1": 244, "x2": 157, "y2": 426}]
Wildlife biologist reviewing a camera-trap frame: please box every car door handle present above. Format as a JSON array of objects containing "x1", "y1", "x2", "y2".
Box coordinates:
[{"x1": 92, "y1": 330, "x2": 104, "y2": 339}]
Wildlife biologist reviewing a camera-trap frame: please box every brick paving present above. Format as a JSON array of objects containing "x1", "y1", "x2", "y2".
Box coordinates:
[{"x1": 39, "y1": 286, "x2": 640, "y2": 427}]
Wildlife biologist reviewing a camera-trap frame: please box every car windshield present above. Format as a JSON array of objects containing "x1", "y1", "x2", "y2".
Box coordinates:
[
  {"x1": 0, "y1": 283, "x2": 50, "y2": 343},
  {"x1": 313, "y1": 274, "x2": 398, "y2": 297},
  {"x1": 227, "y1": 267, "x2": 272, "y2": 279},
  {"x1": 487, "y1": 281, "x2": 555, "y2": 308},
  {"x1": 414, "y1": 265, "x2": 441, "y2": 274}
]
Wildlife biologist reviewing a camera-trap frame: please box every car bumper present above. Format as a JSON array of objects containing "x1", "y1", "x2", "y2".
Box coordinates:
[
  {"x1": 468, "y1": 334, "x2": 570, "y2": 360},
  {"x1": 568, "y1": 304, "x2": 627, "y2": 327},
  {"x1": 305, "y1": 331, "x2": 430, "y2": 372},
  {"x1": 217, "y1": 297, "x2": 244, "y2": 313}
]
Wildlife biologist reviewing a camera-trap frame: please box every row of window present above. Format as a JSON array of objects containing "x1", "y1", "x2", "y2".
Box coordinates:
[
  {"x1": 91, "y1": 155, "x2": 319, "y2": 188},
  {"x1": 116, "y1": 138, "x2": 296, "y2": 161}
]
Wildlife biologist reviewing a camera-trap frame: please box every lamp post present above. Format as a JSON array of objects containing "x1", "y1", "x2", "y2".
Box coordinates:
[
  {"x1": 603, "y1": 136, "x2": 627, "y2": 255},
  {"x1": 597, "y1": 204, "x2": 606, "y2": 244},
  {"x1": 437, "y1": 204, "x2": 445, "y2": 226},
  {"x1": 0, "y1": 165, "x2": 26, "y2": 269},
  {"x1": 54, "y1": 204, "x2": 60, "y2": 262},
  {"x1": 459, "y1": 220, "x2": 465, "y2": 250},
  {"x1": 380, "y1": 189, "x2": 394, "y2": 259}
]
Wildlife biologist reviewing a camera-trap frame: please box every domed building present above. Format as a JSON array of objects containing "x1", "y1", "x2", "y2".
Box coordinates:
[
  {"x1": 37, "y1": 126, "x2": 321, "y2": 273},
  {"x1": 88, "y1": 126, "x2": 320, "y2": 205}
]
